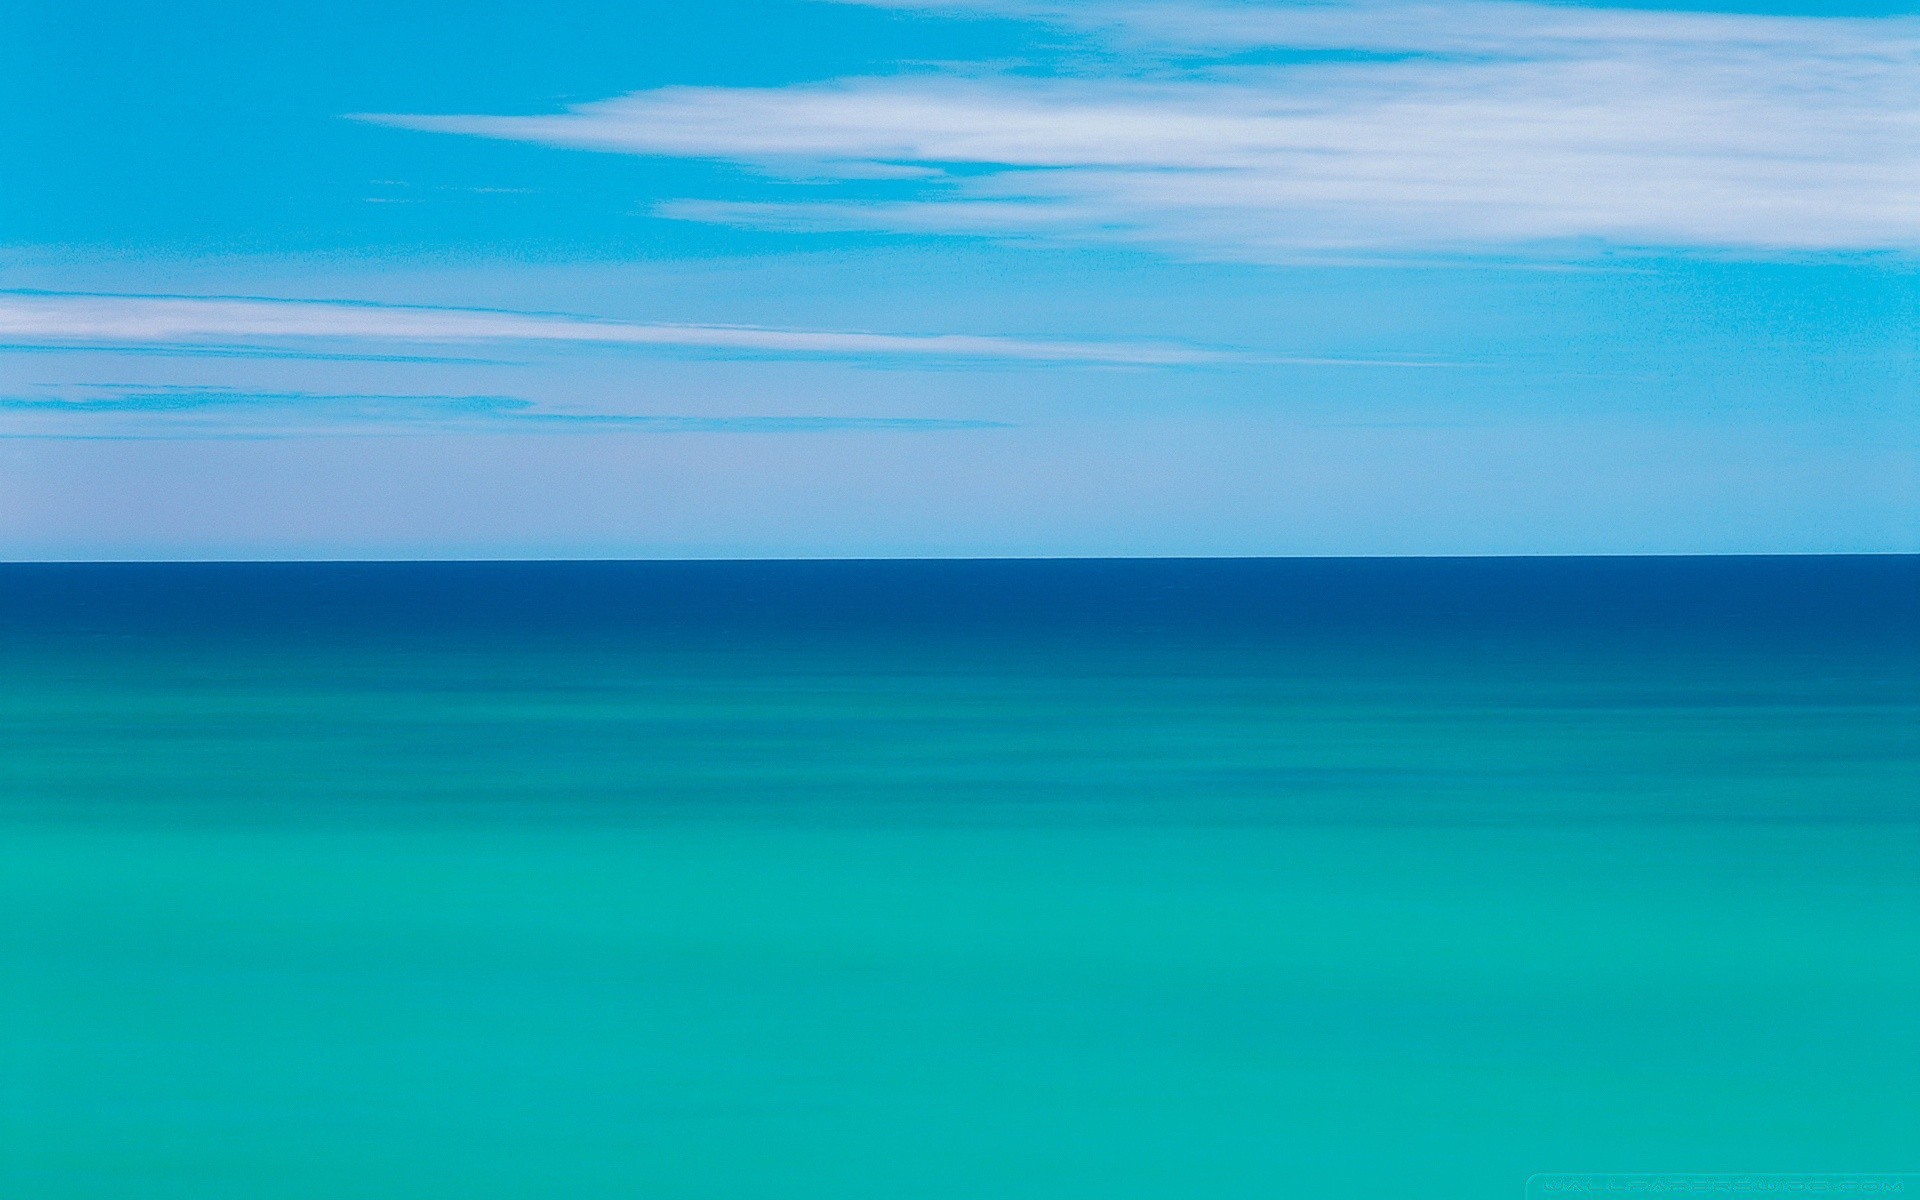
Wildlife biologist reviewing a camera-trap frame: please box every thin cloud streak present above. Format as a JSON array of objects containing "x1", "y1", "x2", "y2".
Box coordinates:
[
  {"x1": 0, "y1": 386, "x2": 1013, "y2": 438},
  {"x1": 832, "y1": 0, "x2": 1916, "y2": 56},
  {"x1": 358, "y1": 0, "x2": 1920, "y2": 259},
  {"x1": 0, "y1": 291, "x2": 1233, "y2": 367},
  {"x1": 0, "y1": 341, "x2": 519, "y2": 365}
]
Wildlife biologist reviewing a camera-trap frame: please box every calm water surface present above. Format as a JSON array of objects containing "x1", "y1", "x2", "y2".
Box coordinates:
[{"x1": 3, "y1": 559, "x2": 1917, "y2": 1198}]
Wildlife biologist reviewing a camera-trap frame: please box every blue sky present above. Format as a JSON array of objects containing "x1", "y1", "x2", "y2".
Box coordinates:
[{"x1": 2, "y1": 0, "x2": 1915, "y2": 558}]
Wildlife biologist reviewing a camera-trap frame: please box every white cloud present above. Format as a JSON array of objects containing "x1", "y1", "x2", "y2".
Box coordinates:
[
  {"x1": 354, "y1": 0, "x2": 1920, "y2": 259},
  {"x1": 0, "y1": 291, "x2": 1229, "y2": 366}
]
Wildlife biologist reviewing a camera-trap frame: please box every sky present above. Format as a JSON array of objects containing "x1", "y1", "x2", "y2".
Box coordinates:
[{"x1": 2, "y1": 0, "x2": 1916, "y2": 559}]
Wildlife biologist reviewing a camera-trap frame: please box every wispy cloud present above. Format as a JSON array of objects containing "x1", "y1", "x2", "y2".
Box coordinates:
[
  {"x1": 830, "y1": 0, "x2": 1910, "y2": 57},
  {"x1": 0, "y1": 290, "x2": 1233, "y2": 367},
  {"x1": 0, "y1": 385, "x2": 1011, "y2": 438},
  {"x1": 0, "y1": 341, "x2": 517, "y2": 365},
  {"x1": 355, "y1": 0, "x2": 1920, "y2": 260}
]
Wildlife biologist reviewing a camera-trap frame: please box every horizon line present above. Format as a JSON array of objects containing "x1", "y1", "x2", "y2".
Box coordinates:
[{"x1": 4, "y1": 552, "x2": 1915, "y2": 566}]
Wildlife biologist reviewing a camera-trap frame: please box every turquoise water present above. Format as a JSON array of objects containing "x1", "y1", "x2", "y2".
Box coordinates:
[{"x1": 4, "y1": 559, "x2": 1917, "y2": 1198}]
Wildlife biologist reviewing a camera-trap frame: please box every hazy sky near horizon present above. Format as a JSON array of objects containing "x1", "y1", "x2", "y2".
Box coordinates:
[{"x1": 3, "y1": 0, "x2": 1916, "y2": 558}]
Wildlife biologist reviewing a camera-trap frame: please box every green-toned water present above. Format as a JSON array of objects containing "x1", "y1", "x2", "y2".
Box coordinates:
[{"x1": 4, "y1": 560, "x2": 1917, "y2": 1198}]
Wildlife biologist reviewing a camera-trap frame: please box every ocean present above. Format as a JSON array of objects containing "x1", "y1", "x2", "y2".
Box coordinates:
[{"x1": 3, "y1": 557, "x2": 1916, "y2": 1198}]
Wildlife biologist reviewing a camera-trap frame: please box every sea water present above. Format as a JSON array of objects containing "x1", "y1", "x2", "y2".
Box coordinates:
[{"x1": 3, "y1": 558, "x2": 1916, "y2": 1198}]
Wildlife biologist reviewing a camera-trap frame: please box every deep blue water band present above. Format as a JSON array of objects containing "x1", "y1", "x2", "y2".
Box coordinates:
[{"x1": 5, "y1": 555, "x2": 1916, "y2": 642}]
